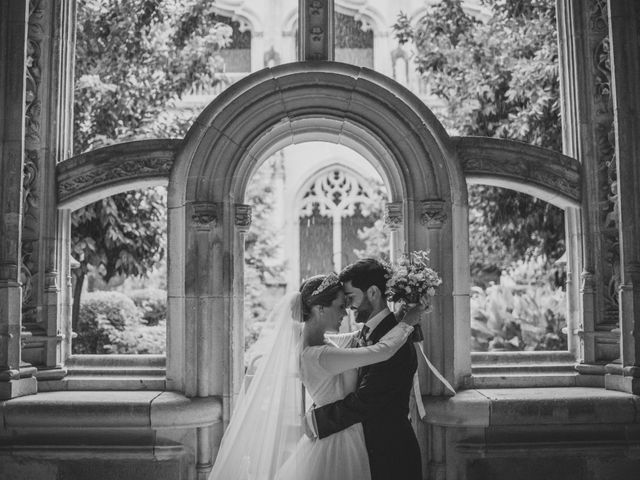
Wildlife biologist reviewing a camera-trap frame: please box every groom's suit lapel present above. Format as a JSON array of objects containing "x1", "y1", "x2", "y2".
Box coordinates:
[
  {"x1": 368, "y1": 312, "x2": 396, "y2": 344},
  {"x1": 357, "y1": 312, "x2": 397, "y2": 385}
]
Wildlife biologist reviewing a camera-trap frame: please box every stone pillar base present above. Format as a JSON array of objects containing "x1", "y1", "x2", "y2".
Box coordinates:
[
  {"x1": 604, "y1": 373, "x2": 640, "y2": 395},
  {"x1": 0, "y1": 377, "x2": 37, "y2": 400}
]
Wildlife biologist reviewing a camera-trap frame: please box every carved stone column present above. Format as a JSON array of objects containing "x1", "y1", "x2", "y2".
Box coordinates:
[
  {"x1": 419, "y1": 199, "x2": 449, "y2": 480},
  {"x1": 298, "y1": 0, "x2": 334, "y2": 61},
  {"x1": 231, "y1": 203, "x2": 251, "y2": 403},
  {"x1": 188, "y1": 201, "x2": 221, "y2": 399},
  {"x1": 557, "y1": 0, "x2": 619, "y2": 379},
  {"x1": 384, "y1": 201, "x2": 403, "y2": 261},
  {"x1": 605, "y1": 0, "x2": 640, "y2": 393},
  {"x1": 0, "y1": 0, "x2": 37, "y2": 399},
  {"x1": 20, "y1": 0, "x2": 75, "y2": 381}
]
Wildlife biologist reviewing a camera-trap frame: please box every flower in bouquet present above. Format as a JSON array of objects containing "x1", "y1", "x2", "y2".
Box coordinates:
[{"x1": 385, "y1": 250, "x2": 442, "y2": 306}]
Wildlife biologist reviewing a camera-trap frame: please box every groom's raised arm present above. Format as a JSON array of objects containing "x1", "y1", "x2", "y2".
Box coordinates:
[{"x1": 309, "y1": 339, "x2": 414, "y2": 439}]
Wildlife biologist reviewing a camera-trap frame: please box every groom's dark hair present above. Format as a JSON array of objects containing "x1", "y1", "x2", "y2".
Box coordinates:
[{"x1": 339, "y1": 258, "x2": 389, "y2": 296}]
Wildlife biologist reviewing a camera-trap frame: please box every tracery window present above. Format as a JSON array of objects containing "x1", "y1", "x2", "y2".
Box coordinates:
[{"x1": 299, "y1": 169, "x2": 385, "y2": 278}]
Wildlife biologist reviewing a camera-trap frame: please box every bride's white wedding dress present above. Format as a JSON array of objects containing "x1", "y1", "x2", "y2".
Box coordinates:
[{"x1": 275, "y1": 326, "x2": 413, "y2": 480}]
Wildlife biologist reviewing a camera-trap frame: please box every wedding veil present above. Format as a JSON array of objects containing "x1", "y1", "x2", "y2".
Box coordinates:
[{"x1": 208, "y1": 292, "x2": 305, "y2": 480}]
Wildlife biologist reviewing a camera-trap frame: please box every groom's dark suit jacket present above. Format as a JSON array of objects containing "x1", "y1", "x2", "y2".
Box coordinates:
[{"x1": 314, "y1": 312, "x2": 422, "y2": 480}]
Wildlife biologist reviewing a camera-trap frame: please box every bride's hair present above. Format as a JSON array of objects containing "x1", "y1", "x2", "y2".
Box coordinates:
[{"x1": 299, "y1": 274, "x2": 342, "y2": 321}]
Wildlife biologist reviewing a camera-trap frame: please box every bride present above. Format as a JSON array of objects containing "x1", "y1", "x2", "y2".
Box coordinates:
[{"x1": 208, "y1": 273, "x2": 422, "y2": 480}]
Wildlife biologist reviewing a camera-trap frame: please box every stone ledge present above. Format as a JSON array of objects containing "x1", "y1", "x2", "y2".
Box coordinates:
[
  {"x1": 422, "y1": 387, "x2": 640, "y2": 427},
  {"x1": 0, "y1": 391, "x2": 221, "y2": 430}
]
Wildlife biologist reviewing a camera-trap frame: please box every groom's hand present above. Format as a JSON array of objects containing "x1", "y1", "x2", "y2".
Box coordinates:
[{"x1": 302, "y1": 409, "x2": 318, "y2": 439}]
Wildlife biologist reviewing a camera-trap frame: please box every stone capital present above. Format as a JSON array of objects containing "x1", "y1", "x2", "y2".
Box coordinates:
[
  {"x1": 191, "y1": 202, "x2": 220, "y2": 229},
  {"x1": 420, "y1": 199, "x2": 447, "y2": 229},
  {"x1": 384, "y1": 202, "x2": 403, "y2": 232},
  {"x1": 234, "y1": 204, "x2": 252, "y2": 232}
]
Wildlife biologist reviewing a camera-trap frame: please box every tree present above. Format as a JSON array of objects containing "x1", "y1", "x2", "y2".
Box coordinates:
[
  {"x1": 243, "y1": 158, "x2": 286, "y2": 350},
  {"x1": 394, "y1": 0, "x2": 565, "y2": 275},
  {"x1": 354, "y1": 182, "x2": 390, "y2": 262},
  {"x1": 71, "y1": 187, "x2": 166, "y2": 330},
  {"x1": 71, "y1": 0, "x2": 232, "y2": 326},
  {"x1": 74, "y1": 0, "x2": 232, "y2": 153}
]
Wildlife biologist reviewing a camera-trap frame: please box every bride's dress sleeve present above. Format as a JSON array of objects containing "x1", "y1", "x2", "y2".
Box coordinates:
[
  {"x1": 318, "y1": 323, "x2": 414, "y2": 375},
  {"x1": 324, "y1": 331, "x2": 359, "y2": 348}
]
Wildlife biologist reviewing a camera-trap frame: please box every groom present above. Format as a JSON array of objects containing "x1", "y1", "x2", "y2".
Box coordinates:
[{"x1": 305, "y1": 258, "x2": 422, "y2": 480}]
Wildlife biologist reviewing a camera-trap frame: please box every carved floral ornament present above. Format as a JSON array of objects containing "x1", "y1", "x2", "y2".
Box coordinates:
[
  {"x1": 420, "y1": 200, "x2": 447, "y2": 228},
  {"x1": 57, "y1": 157, "x2": 173, "y2": 203},
  {"x1": 22, "y1": 0, "x2": 45, "y2": 319}
]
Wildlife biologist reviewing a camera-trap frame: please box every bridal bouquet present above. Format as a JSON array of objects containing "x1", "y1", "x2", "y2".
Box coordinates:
[
  {"x1": 385, "y1": 250, "x2": 442, "y2": 309},
  {"x1": 386, "y1": 251, "x2": 455, "y2": 397}
]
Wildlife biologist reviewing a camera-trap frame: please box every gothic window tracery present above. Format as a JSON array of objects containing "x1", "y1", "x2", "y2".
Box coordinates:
[{"x1": 298, "y1": 168, "x2": 379, "y2": 277}]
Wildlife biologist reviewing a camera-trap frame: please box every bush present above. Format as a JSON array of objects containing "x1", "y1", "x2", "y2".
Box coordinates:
[
  {"x1": 75, "y1": 290, "x2": 166, "y2": 354},
  {"x1": 75, "y1": 291, "x2": 140, "y2": 354},
  {"x1": 470, "y1": 257, "x2": 567, "y2": 352},
  {"x1": 129, "y1": 288, "x2": 167, "y2": 326},
  {"x1": 131, "y1": 320, "x2": 166, "y2": 354}
]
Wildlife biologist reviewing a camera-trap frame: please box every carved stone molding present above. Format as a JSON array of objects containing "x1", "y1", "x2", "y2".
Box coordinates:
[
  {"x1": 22, "y1": 0, "x2": 45, "y2": 322},
  {"x1": 191, "y1": 202, "x2": 220, "y2": 229},
  {"x1": 56, "y1": 140, "x2": 179, "y2": 206},
  {"x1": 588, "y1": 0, "x2": 619, "y2": 325},
  {"x1": 456, "y1": 136, "x2": 581, "y2": 206},
  {"x1": 300, "y1": 0, "x2": 333, "y2": 61},
  {"x1": 384, "y1": 202, "x2": 403, "y2": 232},
  {"x1": 234, "y1": 204, "x2": 252, "y2": 232},
  {"x1": 420, "y1": 200, "x2": 447, "y2": 229}
]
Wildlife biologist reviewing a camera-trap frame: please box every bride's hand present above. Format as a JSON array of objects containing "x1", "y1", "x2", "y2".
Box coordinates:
[{"x1": 399, "y1": 299, "x2": 428, "y2": 327}]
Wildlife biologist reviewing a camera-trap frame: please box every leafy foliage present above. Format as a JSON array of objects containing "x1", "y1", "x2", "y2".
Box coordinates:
[
  {"x1": 394, "y1": 0, "x2": 564, "y2": 267},
  {"x1": 394, "y1": 0, "x2": 567, "y2": 351},
  {"x1": 74, "y1": 0, "x2": 232, "y2": 153},
  {"x1": 470, "y1": 257, "x2": 567, "y2": 351},
  {"x1": 129, "y1": 288, "x2": 167, "y2": 326},
  {"x1": 354, "y1": 183, "x2": 390, "y2": 262},
  {"x1": 71, "y1": 187, "x2": 167, "y2": 283},
  {"x1": 243, "y1": 157, "x2": 286, "y2": 346},
  {"x1": 71, "y1": 0, "x2": 232, "y2": 333},
  {"x1": 71, "y1": 187, "x2": 167, "y2": 329},
  {"x1": 75, "y1": 290, "x2": 166, "y2": 354}
]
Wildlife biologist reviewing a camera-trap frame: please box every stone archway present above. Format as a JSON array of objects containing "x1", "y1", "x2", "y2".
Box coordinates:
[
  {"x1": 167, "y1": 63, "x2": 470, "y2": 434},
  {"x1": 51, "y1": 60, "x2": 584, "y2": 477}
]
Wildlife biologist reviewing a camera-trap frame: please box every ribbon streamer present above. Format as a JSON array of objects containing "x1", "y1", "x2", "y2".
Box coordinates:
[{"x1": 412, "y1": 342, "x2": 456, "y2": 419}]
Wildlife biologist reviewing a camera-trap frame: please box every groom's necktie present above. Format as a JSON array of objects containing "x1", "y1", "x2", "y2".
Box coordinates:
[
  {"x1": 357, "y1": 325, "x2": 370, "y2": 347},
  {"x1": 356, "y1": 325, "x2": 370, "y2": 383}
]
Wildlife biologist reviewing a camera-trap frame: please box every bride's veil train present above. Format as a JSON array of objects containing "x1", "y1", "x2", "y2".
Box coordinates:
[{"x1": 208, "y1": 292, "x2": 305, "y2": 480}]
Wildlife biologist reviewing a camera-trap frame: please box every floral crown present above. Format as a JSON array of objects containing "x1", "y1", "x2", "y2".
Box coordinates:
[{"x1": 311, "y1": 272, "x2": 341, "y2": 296}]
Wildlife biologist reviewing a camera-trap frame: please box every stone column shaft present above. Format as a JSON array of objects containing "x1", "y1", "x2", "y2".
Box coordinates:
[
  {"x1": 607, "y1": 0, "x2": 640, "y2": 392},
  {"x1": 557, "y1": 0, "x2": 619, "y2": 372},
  {"x1": 20, "y1": 0, "x2": 75, "y2": 378},
  {"x1": 0, "y1": 0, "x2": 37, "y2": 399}
]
